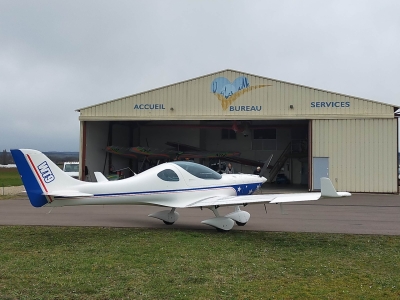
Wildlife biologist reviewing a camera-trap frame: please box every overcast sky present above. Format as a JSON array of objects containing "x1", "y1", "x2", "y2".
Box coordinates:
[{"x1": 1, "y1": 0, "x2": 399, "y2": 151}]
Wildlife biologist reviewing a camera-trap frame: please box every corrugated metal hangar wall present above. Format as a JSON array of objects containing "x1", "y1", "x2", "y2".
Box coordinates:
[
  {"x1": 78, "y1": 69, "x2": 399, "y2": 193},
  {"x1": 312, "y1": 119, "x2": 398, "y2": 193}
]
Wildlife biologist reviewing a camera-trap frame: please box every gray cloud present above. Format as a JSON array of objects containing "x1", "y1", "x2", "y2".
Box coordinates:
[{"x1": 1, "y1": 0, "x2": 399, "y2": 151}]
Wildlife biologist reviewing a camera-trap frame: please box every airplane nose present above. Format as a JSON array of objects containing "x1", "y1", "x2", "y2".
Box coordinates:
[{"x1": 261, "y1": 176, "x2": 267, "y2": 183}]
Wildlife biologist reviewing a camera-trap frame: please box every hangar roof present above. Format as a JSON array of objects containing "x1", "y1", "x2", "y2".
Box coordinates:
[{"x1": 77, "y1": 69, "x2": 398, "y2": 121}]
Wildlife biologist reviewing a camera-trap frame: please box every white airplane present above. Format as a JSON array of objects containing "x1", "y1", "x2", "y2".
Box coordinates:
[{"x1": 11, "y1": 149, "x2": 351, "y2": 231}]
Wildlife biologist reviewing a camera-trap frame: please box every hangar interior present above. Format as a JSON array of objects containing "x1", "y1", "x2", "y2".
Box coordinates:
[
  {"x1": 83, "y1": 119, "x2": 309, "y2": 186},
  {"x1": 78, "y1": 69, "x2": 398, "y2": 193}
]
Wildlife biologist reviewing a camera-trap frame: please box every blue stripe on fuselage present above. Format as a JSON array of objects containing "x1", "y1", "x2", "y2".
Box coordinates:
[
  {"x1": 90, "y1": 182, "x2": 262, "y2": 198},
  {"x1": 10, "y1": 149, "x2": 48, "y2": 207}
]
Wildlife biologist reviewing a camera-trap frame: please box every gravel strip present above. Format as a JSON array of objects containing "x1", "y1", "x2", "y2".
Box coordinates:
[{"x1": 1, "y1": 185, "x2": 25, "y2": 195}]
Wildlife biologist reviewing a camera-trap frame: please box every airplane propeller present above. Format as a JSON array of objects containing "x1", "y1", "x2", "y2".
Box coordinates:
[{"x1": 259, "y1": 154, "x2": 273, "y2": 178}]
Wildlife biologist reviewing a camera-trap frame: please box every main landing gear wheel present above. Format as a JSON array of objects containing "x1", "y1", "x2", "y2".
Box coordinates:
[
  {"x1": 225, "y1": 206, "x2": 250, "y2": 227},
  {"x1": 235, "y1": 221, "x2": 247, "y2": 226},
  {"x1": 163, "y1": 221, "x2": 174, "y2": 225}
]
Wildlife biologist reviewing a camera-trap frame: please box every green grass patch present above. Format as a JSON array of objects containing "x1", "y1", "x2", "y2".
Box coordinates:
[
  {"x1": 0, "y1": 227, "x2": 399, "y2": 299},
  {"x1": 0, "y1": 168, "x2": 22, "y2": 187}
]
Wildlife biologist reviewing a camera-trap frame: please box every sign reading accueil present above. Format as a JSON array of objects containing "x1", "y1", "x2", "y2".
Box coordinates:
[{"x1": 134, "y1": 104, "x2": 166, "y2": 110}]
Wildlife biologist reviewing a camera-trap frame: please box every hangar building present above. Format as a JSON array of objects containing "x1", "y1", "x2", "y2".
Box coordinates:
[{"x1": 77, "y1": 69, "x2": 399, "y2": 193}]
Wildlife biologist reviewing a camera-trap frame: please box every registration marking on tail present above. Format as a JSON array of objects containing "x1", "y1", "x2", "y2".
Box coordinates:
[
  {"x1": 26, "y1": 155, "x2": 48, "y2": 191},
  {"x1": 26, "y1": 154, "x2": 53, "y2": 203},
  {"x1": 37, "y1": 161, "x2": 55, "y2": 183}
]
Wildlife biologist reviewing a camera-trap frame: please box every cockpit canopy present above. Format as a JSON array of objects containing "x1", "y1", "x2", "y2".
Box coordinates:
[
  {"x1": 172, "y1": 161, "x2": 222, "y2": 180},
  {"x1": 157, "y1": 169, "x2": 180, "y2": 182}
]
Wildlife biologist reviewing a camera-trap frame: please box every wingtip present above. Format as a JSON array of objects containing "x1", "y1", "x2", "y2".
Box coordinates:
[{"x1": 320, "y1": 177, "x2": 350, "y2": 198}]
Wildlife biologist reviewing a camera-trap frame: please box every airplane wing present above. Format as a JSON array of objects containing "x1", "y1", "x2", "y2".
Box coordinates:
[
  {"x1": 184, "y1": 192, "x2": 321, "y2": 208},
  {"x1": 184, "y1": 177, "x2": 349, "y2": 208},
  {"x1": 167, "y1": 141, "x2": 274, "y2": 169},
  {"x1": 106, "y1": 145, "x2": 180, "y2": 159},
  {"x1": 165, "y1": 141, "x2": 205, "y2": 152},
  {"x1": 105, "y1": 146, "x2": 138, "y2": 158},
  {"x1": 178, "y1": 151, "x2": 241, "y2": 159},
  {"x1": 223, "y1": 156, "x2": 274, "y2": 168},
  {"x1": 130, "y1": 146, "x2": 178, "y2": 158},
  {"x1": 166, "y1": 142, "x2": 240, "y2": 159},
  {"x1": 146, "y1": 123, "x2": 233, "y2": 131}
]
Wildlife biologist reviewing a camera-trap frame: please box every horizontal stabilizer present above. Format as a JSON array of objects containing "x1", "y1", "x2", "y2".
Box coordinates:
[
  {"x1": 44, "y1": 190, "x2": 94, "y2": 198},
  {"x1": 94, "y1": 172, "x2": 109, "y2": 182}
]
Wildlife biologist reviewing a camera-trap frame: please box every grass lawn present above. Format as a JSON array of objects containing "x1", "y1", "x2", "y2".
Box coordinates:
[
  {"x1": 0, "y1": 168, "x2": 22, "y2": 187},
  {"x1": 0, "y1": 226, "x2": 399, "y2": 299}
]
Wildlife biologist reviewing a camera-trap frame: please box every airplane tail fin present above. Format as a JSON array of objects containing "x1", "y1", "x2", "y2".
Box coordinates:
[
  {"x1": 320, "y1": 177, "x2": 351, "y2": 198},
  {"x1": 11, "y1": 149, "x2": 84, "y2": 207}
]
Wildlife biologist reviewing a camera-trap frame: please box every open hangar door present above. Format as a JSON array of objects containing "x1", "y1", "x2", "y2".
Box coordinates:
[
  {"x1": 82, "y1": 119, "x2": 309, "y2": 186},
  {"x1": 82, "y1": 120, "x2": 204, "y2": 180},
  {"x1": 139, "y1": 120, "x2": 309, "y2": 186}
]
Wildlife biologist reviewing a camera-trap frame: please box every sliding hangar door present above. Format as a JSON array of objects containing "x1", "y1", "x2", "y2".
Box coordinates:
[
  {"x1": 312, "y1": 119, "x2": 398, "y2": 193},
  {"x1": 77, "y1": 69, "x2": 398, "y2": 193}
]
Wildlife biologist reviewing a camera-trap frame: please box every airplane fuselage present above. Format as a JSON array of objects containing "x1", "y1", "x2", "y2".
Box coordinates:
[{"x1": 47, "y1": 163, "x2": 266, "y2": 208}]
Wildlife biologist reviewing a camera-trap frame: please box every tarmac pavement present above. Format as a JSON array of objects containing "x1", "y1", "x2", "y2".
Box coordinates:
[{"x1": 0, "y1": 193, "x2": 399, "y2": 235}]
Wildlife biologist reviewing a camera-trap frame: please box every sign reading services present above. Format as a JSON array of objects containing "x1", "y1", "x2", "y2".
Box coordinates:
[{"x1": 311, "y1": 101, "x2": 350, "y2": 108}]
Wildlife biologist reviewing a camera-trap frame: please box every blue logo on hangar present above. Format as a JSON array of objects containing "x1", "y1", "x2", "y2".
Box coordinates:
[{"x1": 210, "y1": 76, "x2": 269, "y2": 111}]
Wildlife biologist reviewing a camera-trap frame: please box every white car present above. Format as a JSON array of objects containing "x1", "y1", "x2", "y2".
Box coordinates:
[{"x1": 63, "y1": 162, "x2": 79, "y2": 179}]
